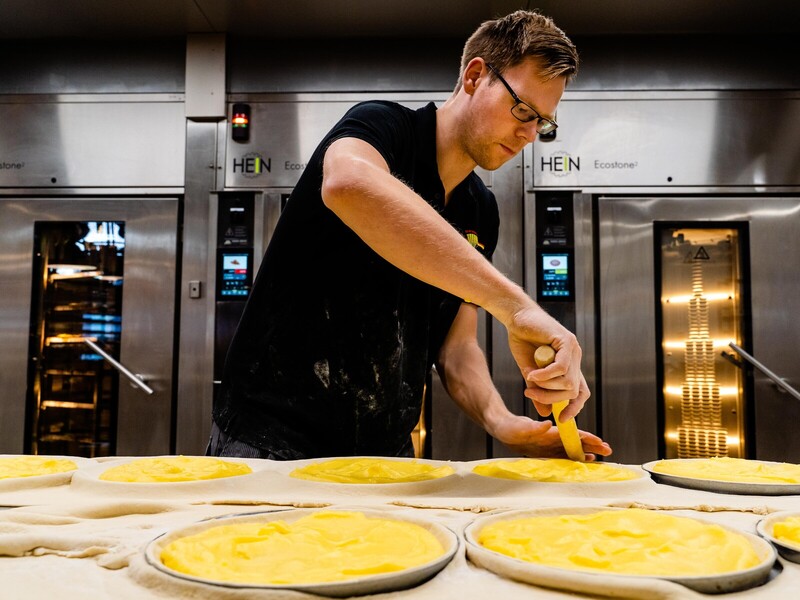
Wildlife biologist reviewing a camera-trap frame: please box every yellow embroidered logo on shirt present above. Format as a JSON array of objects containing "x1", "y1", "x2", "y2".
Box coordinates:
[{"x1": 465, "y1": 230, "x2": 484, "y2": 250}]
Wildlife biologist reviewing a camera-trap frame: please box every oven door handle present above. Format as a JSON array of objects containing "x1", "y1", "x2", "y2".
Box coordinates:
[
  {"x1": 727, "y1": 342, "x2": 800, "y2": 402},
  {"x1": 82, "y1": 338, "x2": 155, "y2": 395}
]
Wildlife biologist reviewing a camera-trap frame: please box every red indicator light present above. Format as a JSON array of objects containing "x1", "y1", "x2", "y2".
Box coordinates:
[{"x1": 231, "y1": 103, "x2": 251, "y2": 142}]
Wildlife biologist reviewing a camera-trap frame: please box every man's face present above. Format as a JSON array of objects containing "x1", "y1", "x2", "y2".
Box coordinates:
[{"x1": 463, "y1": 57, "x2": 566, "y2": 171}]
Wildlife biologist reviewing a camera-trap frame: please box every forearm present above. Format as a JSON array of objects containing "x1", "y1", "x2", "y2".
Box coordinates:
[
  {"x1": 322, "y1": 139, "x2": 534, "y2": 326},
  {"x1": 436, "y1": 338, "x2": 511, "y2": 438}
]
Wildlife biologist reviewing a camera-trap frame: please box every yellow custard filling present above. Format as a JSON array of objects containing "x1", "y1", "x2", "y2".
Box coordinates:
[
  {"x1": 160, "y1": 511, "x2": 446, "y2": 584},
  {"x1": 773, "y1": 517, "x2": 800, "y2": 548},
  {"x1": 477, "y1": 509, "x2": 761, "y2": 576},
  {"x1": 289, "y1": 457, "x2": 455, "y2": 484},
  {"x1": 652, "y1": 457, "x2": 800, "y2": 484},
  {"x1": 473, "y1": 458, "x2": 638, "y2": 482},
  {"x1": 0, "y1": 456, "x2": 78, "y2": 479},
  {"x1": 99, "y1": 456, "x2": 252, "y2": 482}
]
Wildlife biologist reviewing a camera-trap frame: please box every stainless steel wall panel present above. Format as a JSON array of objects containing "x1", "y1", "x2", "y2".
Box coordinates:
[
  {"x1": 747, "y1": 201, "x2": 800, "y2": 461},
  {"x1": 0, "y1": 203, "x2": 37, "y2": 451},
  {"x1": 530, "y1": 92, "x2": 800, "y2": 189},
  {"x1": 0, "y1": 96, "x2": 185, "y2": 188},
  {"x1": 114, "y1": 200, "x2": 179, "y2": 455},
  {"x1": 572, "y1": 193, "x2": 597, "y2": 432},
  {"x1": 174, "y1": 121, "x2": 219, "y2": 455},
  {"x1": 0, "y1": 39, "x2": 185, "y2": 95},
  {"x1": 597, "y1": 198, "x2": 662, "y2": 463},
  {"x1": 185, "y1": 34, "x2": 226, "y2": 119}
]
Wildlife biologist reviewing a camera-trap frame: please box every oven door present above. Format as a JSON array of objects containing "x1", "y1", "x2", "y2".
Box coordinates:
[
  {"x1": 598, "y1": 195, "x2": 800, "y2": 464},
  {"x1": 0, "y1": 197, "x2": 178, "y2": 456}
]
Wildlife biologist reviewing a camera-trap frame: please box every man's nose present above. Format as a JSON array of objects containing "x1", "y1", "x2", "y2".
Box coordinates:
[{"x1": 516, "y1": 120, "x2": 539, "y2": 144}]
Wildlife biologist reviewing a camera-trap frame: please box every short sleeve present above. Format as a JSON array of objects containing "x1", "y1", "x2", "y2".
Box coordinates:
[{"x1": 322, "y1": 101, "x2": 414, "y2": 174}]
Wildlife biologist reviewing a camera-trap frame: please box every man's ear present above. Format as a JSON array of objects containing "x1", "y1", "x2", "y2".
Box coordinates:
[{"x1": 462, "y1": 58, "x2": 487, "y2": 96}]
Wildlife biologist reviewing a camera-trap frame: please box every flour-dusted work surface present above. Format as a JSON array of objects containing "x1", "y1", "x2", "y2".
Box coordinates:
[
  {"x1": 1, "y1": 503, "x2": 800, "y2": 599},
  {"x1": 0, "y1": 456, "x2": 800, "y2": 599}
]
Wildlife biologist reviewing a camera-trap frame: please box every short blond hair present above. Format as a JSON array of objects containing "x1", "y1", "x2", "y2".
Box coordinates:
[{"x1": 458, "y1": 10, "x2": 578, "y2": 88}]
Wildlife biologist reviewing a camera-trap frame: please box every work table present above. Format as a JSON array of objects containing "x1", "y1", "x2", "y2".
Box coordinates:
[{"x1": 1, "y1": 456, "x2": 799, "y2": 599}]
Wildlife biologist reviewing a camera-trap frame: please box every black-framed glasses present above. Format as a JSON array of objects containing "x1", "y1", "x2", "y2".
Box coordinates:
[{"x1": 486, "y1": 63, "x2": 558, "y2": 135}]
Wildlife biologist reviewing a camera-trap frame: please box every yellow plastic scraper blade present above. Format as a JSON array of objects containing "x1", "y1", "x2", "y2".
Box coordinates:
[{"x1": 533, "y1": 345, "x2": 585, "y2": 462}]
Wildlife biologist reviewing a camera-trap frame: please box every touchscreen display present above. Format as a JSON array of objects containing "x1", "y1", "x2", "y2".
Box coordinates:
[
  {"x1": 219, "y1": 252, "x2": 251, "y2": 297},
  {"x1": 541, "y1": 253, "x2": 570, "y2": 297}
]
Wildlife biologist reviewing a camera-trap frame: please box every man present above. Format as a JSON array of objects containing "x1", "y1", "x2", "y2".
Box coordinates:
[{"x1": 208, "y1": 10, "x2": 611, "y2": 461}]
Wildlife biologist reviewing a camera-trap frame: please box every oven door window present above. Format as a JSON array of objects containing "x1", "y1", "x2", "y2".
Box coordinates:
[{"x1": 27, "y1": 221, "x2": 125, "y2": 457}]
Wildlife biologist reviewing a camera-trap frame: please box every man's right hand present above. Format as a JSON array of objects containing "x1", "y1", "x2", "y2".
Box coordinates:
[{"x1": 504, "y1": 304, "x2": 590, "y2": 421}]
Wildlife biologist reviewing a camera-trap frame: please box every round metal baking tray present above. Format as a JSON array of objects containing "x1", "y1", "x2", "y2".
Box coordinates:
[
  {"x1": 145, "y1": 507, "x2": 459, "y2": 597},
  {"x1": 643, "y1": 459, "x2": 800, "y2": 495},
  {"x1": 464, "y1": 506, "x2": 776, "y2": 595},
  {"x1": 0, "y1": 454, "x2": 90, "y2": 492},
  {"x1": 757, "y1": 511, "x2": 800, "y2": 564}
]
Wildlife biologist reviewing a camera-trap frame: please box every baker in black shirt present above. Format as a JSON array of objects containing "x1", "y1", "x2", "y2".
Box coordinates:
[{"x1": 208, "y1": 10, "x2": 612, "y2": 461}]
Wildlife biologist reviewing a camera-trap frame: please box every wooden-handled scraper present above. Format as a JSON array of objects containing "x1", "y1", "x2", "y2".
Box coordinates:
[{"x1": 533, "y1": 345, "x2": 585, "y2": 461}]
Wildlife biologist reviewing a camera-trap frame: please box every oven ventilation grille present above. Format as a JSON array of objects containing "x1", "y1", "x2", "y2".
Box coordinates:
[
  {"x1": 677, "y1": 427, "x2": 728, "y2": 458},
  {"x1": 678, "y1": 263, "x2": 728, "y2": 459}
]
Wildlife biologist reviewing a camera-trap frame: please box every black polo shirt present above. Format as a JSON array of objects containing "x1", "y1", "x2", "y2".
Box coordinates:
[{"x1": 213, "y1": 101, "x2": 499, "y2": 459}]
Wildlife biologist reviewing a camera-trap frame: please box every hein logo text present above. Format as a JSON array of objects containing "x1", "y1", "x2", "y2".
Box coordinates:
[
  {"x1": 233, "y1": 153, "x2": 271, "y2": 178},
  {"x1": 541, "y1": 151, "x2": 579, "y2": 176}
]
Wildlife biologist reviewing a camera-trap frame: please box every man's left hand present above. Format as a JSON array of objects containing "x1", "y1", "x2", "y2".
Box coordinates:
[{"x1": 489, "y1": 413, "x2": 612, "y2": 461}]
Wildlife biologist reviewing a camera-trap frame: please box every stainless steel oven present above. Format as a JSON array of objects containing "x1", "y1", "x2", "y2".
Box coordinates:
[
  {"x1": 0, "y1": 93, "x2": 185, "y2": 457},
  {"x1": 528, "y1": 90, "x2": 800, "y2": 465},
  {"x1": 597, "y1": 196, "x2": 800, "y2": 463},
  {"x1": 0, "y1": 198, "x2": 179, "y2": 457}
]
